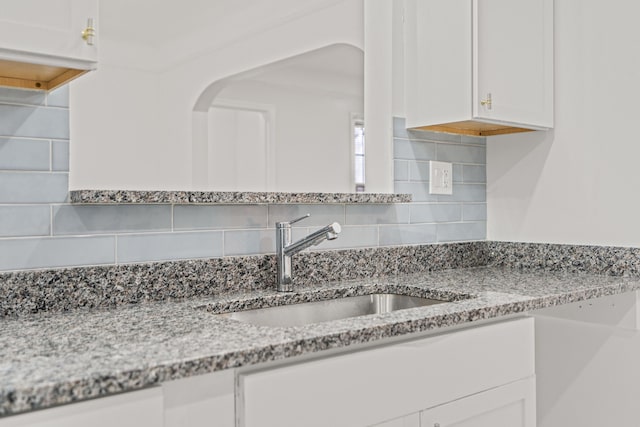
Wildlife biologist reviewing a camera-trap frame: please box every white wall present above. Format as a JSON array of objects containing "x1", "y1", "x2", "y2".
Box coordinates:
[
  {"x1": 69, "y1": 0, "x2": 365, "y2": 191},
  {"x1": 210, "y1": 80, "x2": 361, "y2": 192},
  {"x1": 487, "y1": 0, "x2": 640, "y2": 247},
  {"x1": 208, "y1": 106, "x2": 269, "y2": 192}
]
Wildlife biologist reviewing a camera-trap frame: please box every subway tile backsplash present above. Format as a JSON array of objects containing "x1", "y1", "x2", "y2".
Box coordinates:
[
  {"x1": 0, "y1": 138, "x2": 51, "y2": 170},
  {"x1": 0, "y1": 236, "x2": 115, "y2": 271},
  {"x1": 0, "y1": 206, "x2": 51, "y2": 237},
  {"x1": 0, "y1": 172, "x2": 69, "y2": 204},
  {"x1": 173, "y1": 204, "x2": 269, "y2": 230},
  {"x1": 0, "y1": 88, "x2": 486, "y2": 272},
  {"x1": 52, "y1": 204, "x2": 173, "y2": 235},
  {"x1": 116, "y1": 231, "x2": 224, "y2": 263},
  {"x1": 0, "y1": 104, "x2": 69, "y2": 139}
]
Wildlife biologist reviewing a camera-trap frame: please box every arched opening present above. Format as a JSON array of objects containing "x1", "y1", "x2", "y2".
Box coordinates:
[{"x1": 192, "y1": 43, "x2": 364, "y2": 192}]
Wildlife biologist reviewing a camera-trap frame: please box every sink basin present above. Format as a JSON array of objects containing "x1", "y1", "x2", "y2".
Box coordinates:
[{"x1": 216, "y1": 293, "x2": 447, "y2": 327}]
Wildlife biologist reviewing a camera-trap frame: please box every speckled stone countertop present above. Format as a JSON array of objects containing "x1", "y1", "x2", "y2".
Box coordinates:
[
  {"x1": 2, "y1": 266, "x2": 640, "y2": 416},
  {"x1": 69, "y1": 190, "x2": 412, "y2": 204}
]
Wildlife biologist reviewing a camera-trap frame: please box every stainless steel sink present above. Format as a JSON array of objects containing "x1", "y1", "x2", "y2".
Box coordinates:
[{"x1": 216, "y1": 293, "x2": 446, "y2": 327}]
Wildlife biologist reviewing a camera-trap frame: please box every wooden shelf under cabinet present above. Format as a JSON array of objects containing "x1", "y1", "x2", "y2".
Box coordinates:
[
  {"x1": 411, "y1": 120, "x2": 535, "y2": 137},
  {"x1": 0, "y1": 58, "x2": 87, "y2": 91}
]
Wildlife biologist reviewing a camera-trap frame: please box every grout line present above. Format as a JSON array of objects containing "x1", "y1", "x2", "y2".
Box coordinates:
[
  {"x1": 0, "y1": 100, "x2": 70, "y2": 111},
  {"x1": 0, "y1": 234, "x2": 99, "y2": 241},
  {"x1": 50, "y1": 205, "x2": 54, "y2": 236},
  {"x1": 341, "y1": 203, "x2": 347, "y2": 226},
  {"x1": 0, "y1": 100, "x2": 45, "y2": 108},
  {"x1": 393, "y1": 136, "x2": 486, "y2": 147},
  {"x1": 114, "y1": 235, "x2": 118, "y2": 264},
  {"x1": 0, "y1": 170, "x2": 70, "y2": 175},
  {"x1": 0, "y1": 135, "x2": 67, "y2": 142}
]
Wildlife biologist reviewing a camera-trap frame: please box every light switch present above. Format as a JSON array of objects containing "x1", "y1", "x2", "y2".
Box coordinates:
[{"x1": 429, "y1": 161, "x2": 453, "y2": 195}]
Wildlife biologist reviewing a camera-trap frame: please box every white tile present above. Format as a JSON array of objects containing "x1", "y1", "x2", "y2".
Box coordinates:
[
  {"x1": 0, "y1": 138, "x2": 50, "y2": 171},
  {"x1": 379, "y1": 224, "x2": 437, "y2": 246},
  {"x1": 174, "y1": 205, "x2": 268, "y2": 230},
  {"x1": 410, "y1": 203, "x2": 462, "y2": 223},
  {"x1": 224, "y1": 229, "x2": 275, "y2": 256},
  {"x1": 345, "y1": 204, "x2": 410, "y2": 225},
  {"x1": 0, "y1": 105, "x2": 69, "y2": 139},
  {"x1": 117, "y1": 231, "x2": 223, "y2": 263},
  {"x1": 0, "y1": 236, "x2": 115, "y2": 271},
  {"x1": 0, "y1": 172, "x2": 68, "y2": 203},
  {"x1": 437, "y1": 222, "x2": 486, "y2": 242},
  {"x1": 0, "y1": 205, "x2": 50, "y2": 237},
  {"x1": 53, "y1": 205, "x2": 172, "y2": 235}
]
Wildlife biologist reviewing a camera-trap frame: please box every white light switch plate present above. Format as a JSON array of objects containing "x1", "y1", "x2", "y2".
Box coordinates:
[{"x1": 429, "y1": 161, "x2": 453, "y2": 195}]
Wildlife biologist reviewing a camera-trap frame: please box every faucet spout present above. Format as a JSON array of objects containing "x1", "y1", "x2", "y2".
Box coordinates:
[
  {"x1": 284, "y1": 222, "x2": 341, "y2": 257},
  {"x1": 276, "y1": 216, "x2": 341, "y2": 292}
]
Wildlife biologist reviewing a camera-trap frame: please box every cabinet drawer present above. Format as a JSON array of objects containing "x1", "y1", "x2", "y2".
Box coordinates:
[{"x1": 239, "y1": 317, "x2": 534, "y2": 427}]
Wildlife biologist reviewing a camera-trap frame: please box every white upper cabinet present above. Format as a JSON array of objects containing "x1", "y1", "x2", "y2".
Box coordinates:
[
  {"x1": 0, "y1": 0, "x2": 98, "y2": 90},
  {"x1": 404, "y1": 0, "x2": 553, "y2": 136}
]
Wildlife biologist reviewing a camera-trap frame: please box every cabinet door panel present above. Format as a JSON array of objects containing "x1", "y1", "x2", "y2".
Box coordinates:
[
  {"x1": 163, "y1": 370, "x2": 235, "y2": 427},
  {"x1": 0, "y1": 0, "x2": 98, "y2": 63},
  {"x1": 404, "y1": 0, "x2": 472, "y2": 129},
  {"x1": 473, "y1": 0, "x2": 553, "y2": 128},
  {"x1": 239, "y1": 318, "x2": 534, "y2": 427},
  {"x1": 420, "y1": 377, "x2": 536, "y2": 427}
]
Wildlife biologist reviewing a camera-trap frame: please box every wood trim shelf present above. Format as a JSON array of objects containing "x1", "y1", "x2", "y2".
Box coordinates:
[
  {"x1": 411, "y1": 120, "x2": 536, "y2": 137},
  {"x1": 0, "y1": 58, "x2": 87, "y2": 91}
]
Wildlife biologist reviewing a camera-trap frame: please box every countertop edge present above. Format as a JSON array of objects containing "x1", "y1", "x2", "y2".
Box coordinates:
[{"x1": 69, "y1": 190, "x2": 412, "y2": 204}]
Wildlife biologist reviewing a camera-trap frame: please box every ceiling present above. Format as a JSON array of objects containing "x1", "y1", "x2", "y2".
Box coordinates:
[
  {"x1": 100, "y1": 0, "x2": 345, "y2": 48},
  {"x1": 244, "y1": 44, "x2": 363, "y2": 97}
]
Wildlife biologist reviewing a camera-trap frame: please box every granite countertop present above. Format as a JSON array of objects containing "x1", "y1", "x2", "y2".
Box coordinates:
[
  {"x1": 69, "y1": 190, "x2": 412, "y2": 204},
  {"x1": 2, "y1": 266, "x2": 640, "y2": 416}
]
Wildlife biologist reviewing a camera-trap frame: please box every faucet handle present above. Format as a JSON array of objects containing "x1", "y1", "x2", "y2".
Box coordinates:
[
  {"x1": 288, "y1": 213, "x2": 310, "y2": 225},
  {"x1": 277, "y1": 213, "x2": 310, "y2": 228}
]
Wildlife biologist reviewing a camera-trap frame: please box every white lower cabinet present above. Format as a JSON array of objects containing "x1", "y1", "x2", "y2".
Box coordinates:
[
  {"x1": 0, "y1": 387, "x2": 163, "y2": 427},
  {"x1": 420, "y1": 377, "x2": 536, "y2": 427},
  {"x1": 0, "y1": 370, "x2": 237, "y2": 427},
  {"x1": 238, "y1": 317, "x2": 535, "y2": 427},
  {"x1": 163, "y1": 369, "x2": 235, "y2": 427},
  {"x1": 535, "y1": 291, "x2": 640, "y2": 427}
]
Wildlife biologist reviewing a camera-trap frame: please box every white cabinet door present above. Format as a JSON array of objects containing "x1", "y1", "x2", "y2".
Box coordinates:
[
  {"x1": 420, "y1": 377, "x2": 536, "y2": 427},
  {"x1": 0, "y1": 387, "x2": 163, "y2": 427},
  {"x1": 0, "y1": 0, "x2": 98, "y2": 90},
  {"x1": 163, "y1": 369, "x2": 235, "y2": 427},
  {"x1": 473, "y1": 0, "x2": 554, "y2": 129},
  {"x1": 239, "y1": 318, "x2": 534, "y2": 427},
  {"x1": 404, "y1": 0, "x2": 553, "y2": 136},
  {"x1": 403, "y1": 0, "x2": 472, "y2": 129},
  {"x1": 0, "y1": 0, "x2": 98, "y2": 64}
]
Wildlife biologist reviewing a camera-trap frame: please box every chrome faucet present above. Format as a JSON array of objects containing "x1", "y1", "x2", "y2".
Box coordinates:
[{"x1": 276, "y1": 214, "x2": 341, "y2": 292}]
